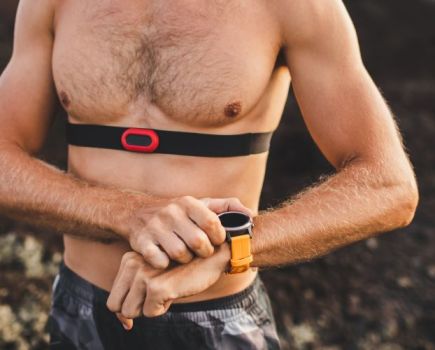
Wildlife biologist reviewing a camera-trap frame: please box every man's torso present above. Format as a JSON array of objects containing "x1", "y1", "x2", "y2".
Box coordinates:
[{"x1": 52, "y1": 0, "x2": 291, "y2": 301}]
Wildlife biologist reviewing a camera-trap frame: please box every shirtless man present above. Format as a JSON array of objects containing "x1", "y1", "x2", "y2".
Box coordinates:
[{"x1": 0, "y1": 0, "x2": 418, "y2": 349}]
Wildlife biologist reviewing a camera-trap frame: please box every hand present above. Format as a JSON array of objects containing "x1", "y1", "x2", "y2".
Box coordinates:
[
  {"x1": 106, "y1": 251, "x2": 163, "y2": 330},
  {"x1": 106, "y1": 245, "x2": 230, "y2": 328},
  {"x1": 128, "y1": 196, "x2": 251, "y2": 269},
  {"x1": 142, "y1": 244, "x2": 230, "y2": 317}
]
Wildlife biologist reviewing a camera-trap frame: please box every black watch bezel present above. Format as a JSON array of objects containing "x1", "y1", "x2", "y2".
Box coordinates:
[{"x1": 217, "y1": 211, "x2": 253, "y2": 241}]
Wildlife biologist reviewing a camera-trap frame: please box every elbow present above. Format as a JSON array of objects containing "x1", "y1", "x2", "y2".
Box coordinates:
[{"x1": 392, "y1": 175, "x2": 419, "y2": 229}]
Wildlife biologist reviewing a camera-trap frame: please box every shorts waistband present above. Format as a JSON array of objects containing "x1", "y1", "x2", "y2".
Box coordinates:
[{"x1": 57, "y1": 262, "x2": 261, "y2": 313}]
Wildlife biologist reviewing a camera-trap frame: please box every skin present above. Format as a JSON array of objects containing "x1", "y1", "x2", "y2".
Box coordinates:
[{"x1": 0, "y1": 0, "x2": 418, "y2": 330}]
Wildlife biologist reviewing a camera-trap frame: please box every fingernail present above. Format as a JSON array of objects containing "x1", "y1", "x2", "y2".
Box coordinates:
[{"x1": 122, "y1": 321, "x2": 133, "y2": 331}]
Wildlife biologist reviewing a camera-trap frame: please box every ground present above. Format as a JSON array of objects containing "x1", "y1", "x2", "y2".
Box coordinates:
[{"x1": 0, "y1": 0, "x2": 434, "y2": 349}]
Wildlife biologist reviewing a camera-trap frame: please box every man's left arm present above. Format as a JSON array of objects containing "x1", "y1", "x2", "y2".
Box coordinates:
[
  {"x1": 251, "y1": 0, "x2": 418, "y2": 266},
  {"x1": 107, "y1": 0, "x2": 419, "y2": 319}
]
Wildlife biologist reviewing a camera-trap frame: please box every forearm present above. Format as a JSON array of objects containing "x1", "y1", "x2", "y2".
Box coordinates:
[
  {"x1": 0, "y1": 142, "x2": 165, "y2": 241},
  {"x1": 251, "y1": 158, "x2": 418, "y2": 267}
]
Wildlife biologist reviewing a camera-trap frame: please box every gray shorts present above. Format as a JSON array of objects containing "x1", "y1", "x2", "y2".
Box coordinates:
[{"x1": 48, "y1": 263, "x2": 281, "y2": 350}]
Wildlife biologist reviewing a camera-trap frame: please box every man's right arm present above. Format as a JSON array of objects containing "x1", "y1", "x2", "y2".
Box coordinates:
[
  {"x1": 0, "y1": 0, "x2": 250, "y2": 268},
  {"x1": 0, "y1": 0, "x2": 150, "y2": 242}
]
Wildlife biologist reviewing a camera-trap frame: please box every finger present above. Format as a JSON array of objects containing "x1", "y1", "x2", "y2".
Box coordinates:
[
  {"x1": 173, "y1": 215, "x2": 214, "y2": 257},
  {"x1": 106, "y1": 255, "x2": 142, "y2": 313},
  {"x1": 182, "y1": 199, "x2": 226, "y2": 245},
  {"x1": 120, "y1": 269, "x2": 149, "y2": 319},
  {"x1": 143, "y1": 280, "x2": 172, "y2": 318},
  {"x1": 138, "y1": 241, "x2": 170, "y2": 269},
  {"x1": 202, "y1": 197, "x2": 254, "y2": 217},
  {"x1": 157, "y1": 230, "x2": 194, "y2": 264},
  {"x1": 143, "y1": 299, "x2": 173, "y2": 318},
  {"x1": 116, "y1": 313, "x2": 134, "y2": 331}
]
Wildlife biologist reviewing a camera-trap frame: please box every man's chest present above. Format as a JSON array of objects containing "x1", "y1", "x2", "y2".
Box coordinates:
[{"x1": 52, "y1": 0, "x2": 281, "y2": 127}]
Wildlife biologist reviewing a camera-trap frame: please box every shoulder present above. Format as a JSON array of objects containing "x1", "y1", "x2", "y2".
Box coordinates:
[
  {"x1": 12, "y1": 0, "x2": 57, "y2": 55},
  {"x1": 15, "y1": 0, "x2": 56, "y2": 37},
  {"x1": 270, "y1": 0, "x2": 355, "y2": 48}
]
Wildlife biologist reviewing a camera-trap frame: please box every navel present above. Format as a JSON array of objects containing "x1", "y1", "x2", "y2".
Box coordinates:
[
  {"x1": 224, "y1": 101, "x2": 242, "y2": 118},
  {"x1": 59, "y1": 91, "x2": 71, "y2": 109}
]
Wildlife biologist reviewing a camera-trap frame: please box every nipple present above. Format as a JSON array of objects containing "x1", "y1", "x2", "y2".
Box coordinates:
[
  {"x1": 224, "y1": 101, "x2": 242, "y2": 118},
  {"x1": 59, "y1": 91, "x2": 71, "y2": 109}
]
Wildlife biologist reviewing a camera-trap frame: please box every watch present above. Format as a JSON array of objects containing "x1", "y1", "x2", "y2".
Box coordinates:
[{"x1": 217, "y1": 211, "x2": 253, "y2": 274}]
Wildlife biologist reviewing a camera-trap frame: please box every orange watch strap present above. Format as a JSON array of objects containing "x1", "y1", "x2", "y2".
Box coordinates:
[{"x1": 228, "y1": 234, "x2": 253, "y2": 274}]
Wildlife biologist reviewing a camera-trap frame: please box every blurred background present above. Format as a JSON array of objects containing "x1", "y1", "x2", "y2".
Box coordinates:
[{"x1": 0, "y1": 0, "x2": 434, "y2": 349}]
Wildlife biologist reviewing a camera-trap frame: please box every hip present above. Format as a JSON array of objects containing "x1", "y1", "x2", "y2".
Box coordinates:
[{"x1": 48, "y1": 262, "x2": 280, "y2": 350}]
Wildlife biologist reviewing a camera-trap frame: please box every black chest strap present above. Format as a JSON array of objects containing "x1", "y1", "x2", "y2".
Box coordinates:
[{"x1": 66, "y1": 122, "x2": 273, "y2": 157}]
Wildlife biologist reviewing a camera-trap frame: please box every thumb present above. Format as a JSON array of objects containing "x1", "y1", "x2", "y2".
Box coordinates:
[{"x1": 116, "y1": 313, "x2": 134, "y2": 331}]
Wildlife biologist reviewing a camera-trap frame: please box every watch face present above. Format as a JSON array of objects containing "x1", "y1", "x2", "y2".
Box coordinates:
[{"x1": 218, "y1": 211, "x2": 252, "y2": 237}]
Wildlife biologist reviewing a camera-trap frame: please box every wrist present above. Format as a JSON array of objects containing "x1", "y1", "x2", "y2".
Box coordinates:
[
  {"x1": 109, "y1": 191, "x2": 161, "y2": 240},
  {"x1": 215, "y1": 243, "x2": 232, "y2": 272},
  {"x1": 250, "y1": 214, "x2": 265, "y2": 256},
  {"x1": 218, "y1": 211, "x2": 254, "y2": 274}
]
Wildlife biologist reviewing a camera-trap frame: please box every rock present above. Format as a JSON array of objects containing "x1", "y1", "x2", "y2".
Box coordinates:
[
  {"x1": 18, "y1": 236, "x2": 45, "y2": 278},
  {"x1": 18, "y1": 299, "x2": 48, "y2": 335},
  {"x1": 290, "y1": 323, "x2": 317, "y2": 349},
  {"x1": 358, "y1": 332, "x2": 381, "y2": 348},
  {"x1": 366, "y1": 238, "x2": 379, "y2": 250},
  {"x1": 45, "y1": 252, "x2": 62, "y2": 277},
  {"x1": 397, "y1": 276, "x2": 413, "y2": 288},
  {"x1": 0, "y1": 304, "x2": 23, "y2": 343},
  {"x1": 0, "y1": 233, "x2": 45, "y2": 277},
  {"x1": 348, "y1": 294, "x2": 361, "y2": 315},
  {"x1": 378, "y1": 343, "x2": 403, "y2": 350},
  {"x1": 0, "y1": 232, "x2": 21, "y2": 263},
  {"x1": 303, "y1": 289, "x2": 315, "y2": 301},
  {"x1": 426, "y1": 265, "x2": 435, "y2": 279},
  {"x1": 383, "y1": 317, "x2": 399, "y2": 339}
]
